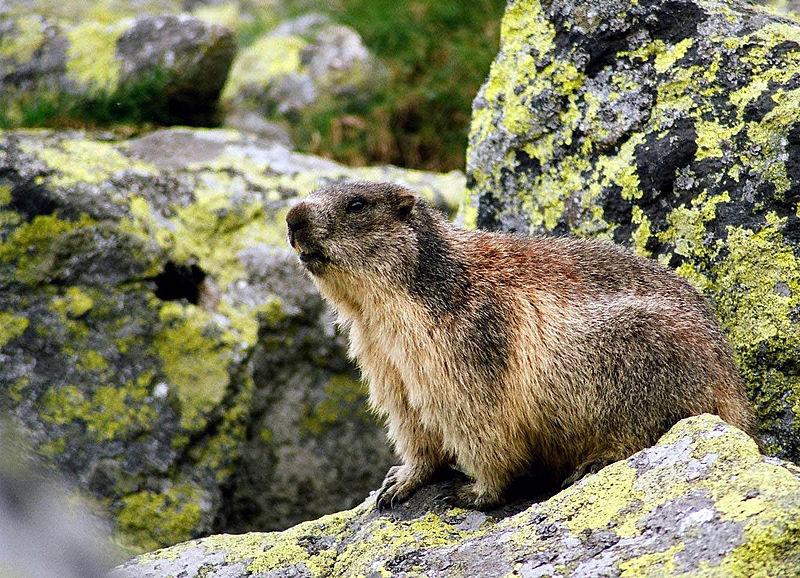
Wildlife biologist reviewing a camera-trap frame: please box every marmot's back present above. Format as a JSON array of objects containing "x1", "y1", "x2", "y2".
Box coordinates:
[{"x1": 287, "y1": 182, "x2": 757, "y2": 509}]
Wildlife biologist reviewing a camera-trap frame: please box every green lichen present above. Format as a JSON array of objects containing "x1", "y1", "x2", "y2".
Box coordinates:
[
  {"x1": 195, "y1": 374, "x2": 254, "y2": 482},
  {"x1": 0, "y1": 15, "x2": 45, "y2": 66},
  {"x1": 0, "y1": 184, "x2": 11, "y2": 205},
  {"x1": 299, "y1": 374, "x2": 369, "y2": 436},
  {"x1": 0, "y1": 213, "x2": 96, "y2": 284},
  {"x1": 37, "y1": 437, "x2": 67, "y2": 459},
  {"x1": 40, "y1": 380, "x2": 155, "y2": 442},
  {"x1": 154, "y1": 302, "x2": 233, "y2": 432},
  {"x1": 65, "y1": 20, "x2": 125, "y2": 91},
  {"x1": 77, "y1": 349, "x2": 109, "y2": 372},
  {"x1": 116, "y1": 482, "x2": 203, "y2": 553},
  {"x1": 0, "y1": 311, "x2": 29, "y2": 346}
]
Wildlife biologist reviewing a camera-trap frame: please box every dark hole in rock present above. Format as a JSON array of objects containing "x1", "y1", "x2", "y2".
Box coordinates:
[{"x1": 154, "y1": 262, "x2": 206, "y2": 305}]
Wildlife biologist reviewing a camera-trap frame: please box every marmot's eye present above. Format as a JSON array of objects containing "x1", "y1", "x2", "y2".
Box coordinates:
[{"x1": 346, "y1": 197, "x2": 368, "y2": 214}]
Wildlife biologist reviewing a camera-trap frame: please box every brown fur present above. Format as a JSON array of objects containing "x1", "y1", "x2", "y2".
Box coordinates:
[{"x1": 285, "y1": 182, "x2": 758, "y2": 509}]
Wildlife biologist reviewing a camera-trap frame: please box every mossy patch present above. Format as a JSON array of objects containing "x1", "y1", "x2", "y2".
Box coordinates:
[
  {"x1": 65, "y1": 20, "x2": 125, "y2": 92},
  {"x1": 0, "y1": 312, "x2": 29, "y2": 347},
  {"x1": 116, "y1": 482, "x2": 204, "y2": 553},
  {"x1": 39, "y1": 380, "x2": 155, "y2": 442}
]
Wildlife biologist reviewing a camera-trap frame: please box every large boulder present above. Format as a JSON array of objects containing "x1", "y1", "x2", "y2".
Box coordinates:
[
  {"x1": 0, "y1": 127, "x2": 464, "y2": 551},
  {"x1": 112, "y1": 415, "x2": 800, "y2": 577},
  {"x1": 222, "y1": 13, "x2": 383, "y2": 119},
  {"x1": 466, "y1": 0, "x2": 800, "y2": 463},
  {"x1": 0, "y1": 13, "x2": 235, "y2": 126}
]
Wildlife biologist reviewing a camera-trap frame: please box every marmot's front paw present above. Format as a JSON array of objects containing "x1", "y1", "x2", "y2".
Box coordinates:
[
  {"x1": 375, "y1": 464, "x2": 426, "y2": 511},
  {"x1": 445, "y1": 482, "x2": 504, "y2": 511}
]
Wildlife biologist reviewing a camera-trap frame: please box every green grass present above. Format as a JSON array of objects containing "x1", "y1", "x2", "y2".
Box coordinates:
[{"x1": 0, "y1": 68, "x2": 220, "y2": 131}]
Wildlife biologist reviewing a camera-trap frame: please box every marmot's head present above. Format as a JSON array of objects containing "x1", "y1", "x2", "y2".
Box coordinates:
[{"x1": 286, "y1": 181, "x2": 424, "y2": 278}]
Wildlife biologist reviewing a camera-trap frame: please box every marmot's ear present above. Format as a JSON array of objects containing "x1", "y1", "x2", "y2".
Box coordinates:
[{"x1": 396, "y1": 192, "x2": 417, "y2": 220}]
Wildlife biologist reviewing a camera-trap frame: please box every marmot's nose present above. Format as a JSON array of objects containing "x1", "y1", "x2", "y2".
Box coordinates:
[{"x1": 286, "y1": 202, "x2": 311, "y2": 233}]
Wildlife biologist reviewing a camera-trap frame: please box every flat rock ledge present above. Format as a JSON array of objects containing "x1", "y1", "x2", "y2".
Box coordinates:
[{"x1": 113, "y1": 414, "x2": 800, "y2": 577}]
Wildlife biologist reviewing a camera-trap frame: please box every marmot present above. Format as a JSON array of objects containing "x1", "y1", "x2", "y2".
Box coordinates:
[{"x1": 285, "y1": 181, "x2": 757, "y2": 509}]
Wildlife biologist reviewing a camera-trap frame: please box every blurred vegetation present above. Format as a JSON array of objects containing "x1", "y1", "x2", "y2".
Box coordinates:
[
  {"x1": 0, "y1": 70, "x2": 181, "y2": 132},
  {"x1": 0, "y1": 0, "x2": 505, "y2": 171},
  {"x1": 259, "y1": 0, "x2": 506, "y2": 171}
]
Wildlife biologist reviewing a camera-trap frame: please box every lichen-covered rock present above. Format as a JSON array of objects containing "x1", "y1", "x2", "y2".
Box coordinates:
[
  {"x1": 111, "y1": 415, "x2": 800, "y2": 577},
  {"x1": 466, "y1": 0, "x2": 800, "y2": 464},
  {"x1": 0, "y1": 13, "x2": 235, "y2": 126},
  {"x1": 0, "y1": 127, "x2": 464, "y2": 551},
  {"x1": 222, "y1": 13, "x2": 383, "y2": 118},
  {"x1": 2, "y1": 0, "x2": 186, "y2": 23},
  {"x1": 756, "y1": 0, "x2": 800, "y2": 17}
]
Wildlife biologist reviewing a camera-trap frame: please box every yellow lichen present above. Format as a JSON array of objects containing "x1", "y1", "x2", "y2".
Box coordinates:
[
  {"x1": 0, "y1": 311, "x2": 29, "y2": 347},
  {"x1": 52, "y1": 286, "x2": 95, "y2": 318},
  {"x1": 65, "y1": 20, "x2": 126, "y2": 91},
  {"x1": 154, "y1": 302, "x2": 232, "y2": 432},
  {"x1": 654, "y1": 38, "x2": 693, "y2": 74},
  {"x1": 0, "y1": 15, "x2": 45, "y2": 65},
  {"x1": 222, "y1": 34, "x2": 306, "y2": 103},
  {"x1": 27, "y1": 138, "x2": 153, "y2": 187},
  {"x1": 557, "y1": 462, "x2": 638, "y2": 533},
  {"x1": 117, "y1": 482, "x2": 204, "y2": 553}
]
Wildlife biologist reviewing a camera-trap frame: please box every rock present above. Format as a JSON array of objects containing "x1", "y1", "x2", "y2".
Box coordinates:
[
  {"x1": 223, "y1": 109, "x2": 293, "y2": 146},
  {"x1": 466, "y1": 0, "x2": 800, "y2": 463},
  {"x1": 0, "y1": 420, "x2": 117, "y2": 577},
  {"x1": 111, "y1": 415, "x2": 800, "y2": 577},
  {"x1": 0, "y1": 14, "x2": 68, "y2": 96},
  {"x1": 755, "y1": 0, "x2": 800, "y2": 16},
  {"x1": 0, "y1": 127, "x2": 465, "y2": 550},
  {"x1": 2, "y1": 0, "x2": 186, "y2": 23},
  {"x1": 0, "y1": 13, "x2": 235, "y2": 126},
  {"x1": 222, "y1": 14, "x2": 383, "y2": 119},
  {"x1": 114, "y1": 15, "x2": 237, "y2": 124}
]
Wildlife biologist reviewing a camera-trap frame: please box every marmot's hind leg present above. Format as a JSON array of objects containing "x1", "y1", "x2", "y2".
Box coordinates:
[{"x1": 446, "y1": 480, "x2": 506, "y2": 510}]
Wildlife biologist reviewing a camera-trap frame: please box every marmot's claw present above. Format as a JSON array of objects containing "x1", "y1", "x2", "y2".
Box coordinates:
[{"x1": 374, "y1": 464, "x2": 425, "y2": 512}]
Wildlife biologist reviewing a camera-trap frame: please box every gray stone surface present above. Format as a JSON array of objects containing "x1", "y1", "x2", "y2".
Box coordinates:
[{"x1": 111, "y1": 416, "x2": 800, "y2": 577}]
